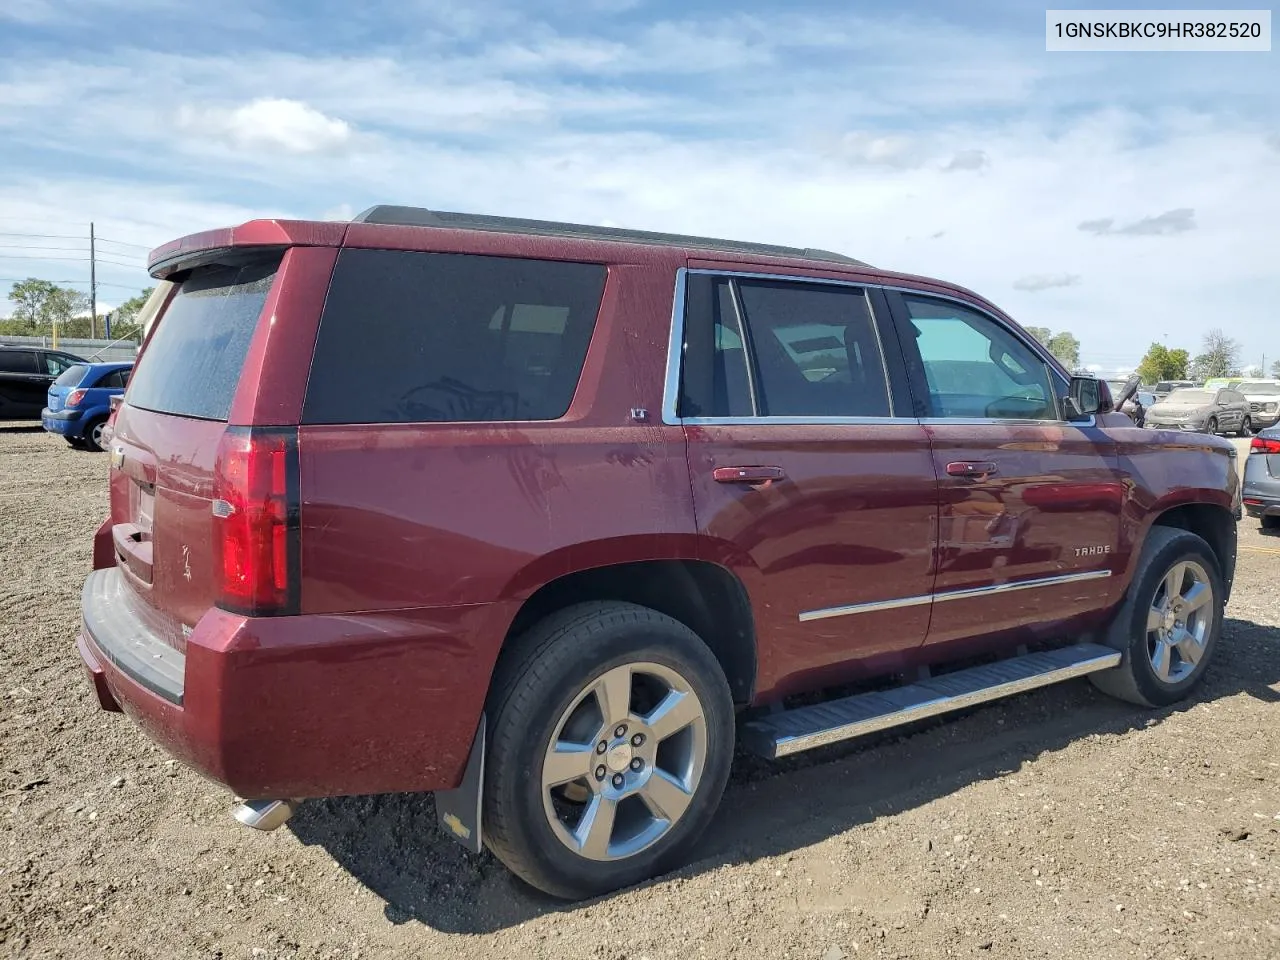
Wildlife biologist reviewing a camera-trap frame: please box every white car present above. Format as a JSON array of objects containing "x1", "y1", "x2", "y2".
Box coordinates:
[{"x1": 1236, "y1": 379, "x2": 1280, "y2": 433}]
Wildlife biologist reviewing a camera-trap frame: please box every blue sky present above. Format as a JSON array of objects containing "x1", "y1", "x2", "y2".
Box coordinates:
[{"x1": 1, "y1": 0, "x2": 1276, "y2": 373}]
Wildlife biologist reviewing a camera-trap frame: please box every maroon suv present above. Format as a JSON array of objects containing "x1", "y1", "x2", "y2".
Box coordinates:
[{"x1": 79, "y1": 207, "x2": 1240, "y2": 899}]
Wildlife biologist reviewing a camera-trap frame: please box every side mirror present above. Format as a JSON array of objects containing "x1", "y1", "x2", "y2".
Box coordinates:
[{"x1": 1065, "y1": 375, "x2": 1110, "y2": 420}]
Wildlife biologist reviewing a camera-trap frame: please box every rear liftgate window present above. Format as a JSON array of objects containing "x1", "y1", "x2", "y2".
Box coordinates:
[
  {"x1": 303, "y1": 250, "x2": 607, "y2": 424},
  {"x1": 126, "y1": 257, "x2": 281, "y2": 421}
]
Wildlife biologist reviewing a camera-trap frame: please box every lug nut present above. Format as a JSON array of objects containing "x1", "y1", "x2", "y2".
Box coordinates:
[
  {"x1": 631, "y1": 733, "x2": 645, "y2": 747},
  {"x1": 629, "y1": 758, "x2": 643, "y2": 771},
  {"x1": 596, "y1": 741, "x2": 607, "y2": 755},
  {"x1": 612, "y1": 774, "x2": 624, "y2": 788},
  {"x1": 595, "y1": 766, "x2": 606, "y2": 781},
  {"x1": 614, "y1": 724, "x2": 627, "y2": 738}
]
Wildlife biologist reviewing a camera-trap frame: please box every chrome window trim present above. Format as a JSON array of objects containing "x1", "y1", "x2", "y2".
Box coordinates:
[
  {"x1": 798, "y1": 569, "x2": 1112, "y2": 622},
  {"x1": 663, "y1": 267, "x2": 904, "y2": 425},
  {"x1": 661, "y1": 266, "x2": 689, "y2": 425},
  {"x1": 661, "y1": 268, "x2": 1097, "y2": 429}
]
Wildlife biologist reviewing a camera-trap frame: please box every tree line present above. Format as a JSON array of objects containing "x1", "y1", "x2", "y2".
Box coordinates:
[
  {"x1": 1023, "y1": 324, "x2": 1276, "y2": 384},
  {"x1": 1133, "y1": 328, "x2": 1278, "y2": 384},
  {"x1": 2, "y1": 278, "x2": 152, "y2": 341}
]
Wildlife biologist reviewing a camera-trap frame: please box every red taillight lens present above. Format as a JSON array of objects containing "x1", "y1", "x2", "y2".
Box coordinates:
[
  {"x1": 1250, "y1": 436, "x2": 1280, "y2": 454},
  {"x1": 213, "y1": 427, "x2": 299, "y2": 616},
  {"x1": 65, "y1": 389, "x2": 86, "y2": 407}
]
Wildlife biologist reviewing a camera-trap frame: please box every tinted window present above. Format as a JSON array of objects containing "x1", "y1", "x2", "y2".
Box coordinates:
[
  {"x1": 304, "y1": 250, "x2": 606, "y2": 424},
  {"x1": 126, "y1": 258, "x2": 279, "y2": 421},
  {"x1": 44, "y1": 353, "x2": 78, "y2": 376},
  {"x1": 681, "y1": 276, "x2": 891, "y2": 418},
  {"x1": 0, "y1": 350, "x2": 37, "y2": 374},
  {"x1": 678, "y1": 276, "x2": 754, "y2": 418},
  {"x1": 904, "y1": 297, "x2": 1056, "y2": 420},
  {"x1": 55, "y1": 363, "x2": 89, "y2": 387},
  {"x1": 106, "y1": 368, "x2": 131, "y2": 389}
]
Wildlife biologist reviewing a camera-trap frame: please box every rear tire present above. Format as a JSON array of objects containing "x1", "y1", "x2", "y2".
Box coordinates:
[
  {"x1": 1262, "y1": 515, "x2": 1280, "y2": 531},
  {"x1": 482, "y1": 601, "x2": 735, "y2": 900},
  {"x1": 1089, "y1": 527, "x2": 1222, "y2": 707},
  {"x1": 85, "y1": 417, "x2": 109, "y2": 451}
]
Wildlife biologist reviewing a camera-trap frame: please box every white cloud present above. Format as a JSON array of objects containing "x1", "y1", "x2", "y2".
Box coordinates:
[
  {"x1": 1013, "y1": 273, "x2": 1081, "y2": 292},
  {"x1": 178, "y1": 98, "x2": 353, "y2": 155}
]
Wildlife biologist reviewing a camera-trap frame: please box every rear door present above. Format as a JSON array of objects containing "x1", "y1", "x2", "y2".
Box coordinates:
[
  {"x1": 0, "y1": 350, "x2": 45, "y2": 417},
  {"x1": 107, "y1": 254, "x2": 284, "y2": 649},
  {"x1": 676, "y1": 267, "x2": 938, "y2": 697},
  {"x1": 885, "y1": 289, "x2": 1124, "y2": 648}
]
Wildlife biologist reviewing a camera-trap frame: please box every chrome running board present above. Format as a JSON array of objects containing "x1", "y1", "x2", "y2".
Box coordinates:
[{"x1": 740, "y1": 643, "x2": 1121, "y2": 759}]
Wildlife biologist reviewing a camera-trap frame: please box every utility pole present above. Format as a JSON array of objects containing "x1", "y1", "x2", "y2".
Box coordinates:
[{"x1": 89, "y1": 222, "x2": 98, "y2": 339}]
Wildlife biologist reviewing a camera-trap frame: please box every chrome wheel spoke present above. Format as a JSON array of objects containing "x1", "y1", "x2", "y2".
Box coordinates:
[
  {"x1": 644, "y1": 689, "x2": 701, "y2": 741},
  {"x1": 593, "y1": 666, "x2": 633, "y2": 727},
  {"x1": 639, "y1": 770, "x2": 693, "y2": 822},
  {"x1": 1146, "y1": 605, "x2": 1164, "y2": 633},
  {"x1": 1150, "y1": 639, "x2": 1173, "y2": 681},
  {"x1": 543, "y1": 741, "x2": 594, "y2": 789},
  {"x1": 1162, "y1": 563, "x2": 1185, "y2": 603},
  {"x1": 1181, "y1": 581, "x2": 1211, "y2": 613},
  {"x1": 574, "y1": 794, "x2": 618, "y2": 859},
  {"x1": 1172, "y1": 627, "x2": 1205, "y2": 667}
]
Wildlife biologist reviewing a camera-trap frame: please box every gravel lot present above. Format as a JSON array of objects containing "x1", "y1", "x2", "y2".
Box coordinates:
[{"x1": 2, "y1": 425, "x2": 1277, "y2": 960}]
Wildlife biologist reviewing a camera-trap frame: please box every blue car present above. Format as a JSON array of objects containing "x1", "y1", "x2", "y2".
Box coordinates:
[{"x1": 42, "y1": 361, "x2": 132, "y2": 450}]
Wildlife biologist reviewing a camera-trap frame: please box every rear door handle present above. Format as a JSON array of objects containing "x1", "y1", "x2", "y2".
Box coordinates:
[
  {"x1": 713, "y1": 465, "x2": 786, "y2": 484},
  {"x1": 946, "y1": 461, "x2": 998, "y2": 479}
]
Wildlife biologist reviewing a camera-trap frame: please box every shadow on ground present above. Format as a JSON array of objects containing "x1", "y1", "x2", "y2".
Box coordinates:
[{"x1": 288, "y1": 616, "x2": 1280, "y2": 934}]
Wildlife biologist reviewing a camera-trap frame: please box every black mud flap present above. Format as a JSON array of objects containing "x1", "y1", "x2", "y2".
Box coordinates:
[{"x1": 434, "y1": 714, "x2": 485, "y2": 854}]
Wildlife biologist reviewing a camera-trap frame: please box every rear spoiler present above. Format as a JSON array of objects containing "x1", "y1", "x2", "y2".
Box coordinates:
[{"x1": 147, "y1": 220, "x2": 346, "y2": 279}]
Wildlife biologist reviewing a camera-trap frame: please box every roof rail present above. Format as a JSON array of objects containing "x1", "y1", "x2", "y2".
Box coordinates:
[{"x1": 351, "y1": 205, "x2": 868, "y2": 267}]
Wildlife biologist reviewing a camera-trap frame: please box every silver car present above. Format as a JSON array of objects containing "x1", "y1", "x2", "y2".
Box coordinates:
[
  {"x1": 1236, "y1": 379, "x2": 1280, "y2": 432},
  {"x1": 1144, "y1": 386, "x2": 1252, "y2": 436}
]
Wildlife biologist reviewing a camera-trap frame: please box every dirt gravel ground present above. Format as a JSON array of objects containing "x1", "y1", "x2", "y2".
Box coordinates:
[{"x1": 2, "y1": 424, "x2": 1277, "y2": 960}]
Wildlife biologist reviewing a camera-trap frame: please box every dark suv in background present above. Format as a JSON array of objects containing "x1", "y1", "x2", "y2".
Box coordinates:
[
  {"x1": 0, "y1": 345, "x2": 83, "y2": 420},
  {"x1": 78, "y1": 207, "x2": 1239, "y2": 899}
]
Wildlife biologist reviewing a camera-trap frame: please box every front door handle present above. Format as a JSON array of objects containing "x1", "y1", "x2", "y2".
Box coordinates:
[
  {"x1": 946, "y1": 461, "x2": 998, "y2": 479},
  {"x1": 713, "y1": 465, "x2": 786, "y2": 485}
]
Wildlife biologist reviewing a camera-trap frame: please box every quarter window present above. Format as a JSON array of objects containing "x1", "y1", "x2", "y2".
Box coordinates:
[
  {"x1": 679, "y1": 275, "x2": 892, "y2": 418},
  {"x1": 304, "y1": 250, "x2": 606, "y2": 424},
  {"x1": 903, "y1": 296, "x2": 1057, "y2": 421}
]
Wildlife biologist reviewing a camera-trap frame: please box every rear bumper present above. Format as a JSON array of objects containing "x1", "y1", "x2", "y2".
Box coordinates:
[
  {"x1": 42, "y1": 407, "x2": 83, "y2": 435},
  {"x1": 1243, "y1": 467, "x2": 1280, "y2": 517},
  {"x1": 78, "y1": 567, "x2": 506, "y2": 798}
]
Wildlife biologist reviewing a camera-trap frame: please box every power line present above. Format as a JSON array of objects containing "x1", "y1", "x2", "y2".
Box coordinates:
[
  {"x1": 0, "y1": 277, "x2": 146, "y2": 290},
  {"x1": 0, "y1": 232, "x2": 153, "y2": 251}
]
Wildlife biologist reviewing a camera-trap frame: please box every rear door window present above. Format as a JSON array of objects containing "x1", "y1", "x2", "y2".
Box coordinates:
[
  {"x1": 0, "y1": 351, "x2": 38, "y2": 373},
  {"x1": 44, "y1": 353, "x2": 79, "y2": 376},
  {"x1": 125, "y1": 257, "x2": 280, "y2": 421},
  {"x1": 679, "y1": 275, "x2": 892, "y2": 418},
  {"x1": 303, "y1": 250, "x2": 607, "y2": 424}
]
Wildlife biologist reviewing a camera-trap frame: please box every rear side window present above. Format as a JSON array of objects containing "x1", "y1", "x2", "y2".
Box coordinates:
[
  {"x1": 0, "y1": 351, "x2": 37, "y2": 373},
  {"x1": 680, "y1": 275, "x2": 892, "y2": 418},
  {"x1": 126, "y1": 258, "x2": 279, "y2": 421},
  {"x1": 303, "y1": 250, "x2": 606, "y2": 424},
  {"x1": 55, "y1": 364, "x2": 89, "y2": 387}
]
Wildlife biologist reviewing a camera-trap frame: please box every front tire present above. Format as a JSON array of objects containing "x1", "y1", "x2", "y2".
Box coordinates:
[
  {"x1": 483, "y1": 602, "x2": 735, "y2": 900},
  {"x1": 1205, "y1": 417, "x2": 1218, "y2": 435},
  {"x1": 1238, "y1": 416, "x2": 1252, "y2": 437},
  {"x1": 1089, "y1": 527, "x2": 1222, "y2": 707}
]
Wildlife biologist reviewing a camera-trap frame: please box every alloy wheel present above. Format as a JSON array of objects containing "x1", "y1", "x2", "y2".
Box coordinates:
[
  {"x1": 541, "y1": 661, "x2": 707, "y2": 862},
  {"x1": 1146, "y1": 559, "x2": 1214, "y2": 684}
]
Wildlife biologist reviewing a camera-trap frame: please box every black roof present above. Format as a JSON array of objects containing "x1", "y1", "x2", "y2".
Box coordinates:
[{"x1": 352, "y1": 206, "x2": 867, "y2": 267}]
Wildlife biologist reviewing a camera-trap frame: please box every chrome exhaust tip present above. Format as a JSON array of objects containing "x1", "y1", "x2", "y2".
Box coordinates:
[{"x1": 231, "y1": 798, "x2": 298, "y2": 832}]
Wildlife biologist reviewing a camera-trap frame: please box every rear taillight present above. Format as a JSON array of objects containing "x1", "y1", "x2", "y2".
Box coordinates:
[
  {"x1": 212, "y1": 427, "x2": 300, "y2": 616},
  {"x1": 1250, "y1": 436, "x2": 1280, "y2": 454},
  {"x1": 65, "y1": 389, "x2": 86, "y2": 407}
]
